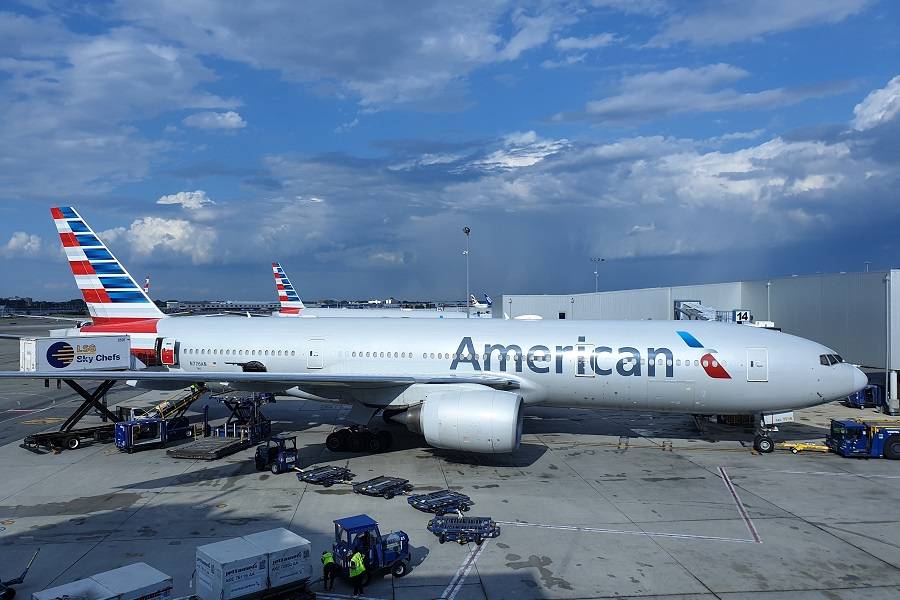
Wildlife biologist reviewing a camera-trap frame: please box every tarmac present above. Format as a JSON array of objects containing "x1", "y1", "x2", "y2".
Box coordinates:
[{"x1": 3, "y1": 318, "x2": 900, "y2": 599}]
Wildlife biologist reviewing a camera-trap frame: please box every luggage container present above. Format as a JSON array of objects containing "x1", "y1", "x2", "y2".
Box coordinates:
[
  {"x1": 243, "y1": 528, "x2": 313, "y2": 588},
  {"x1": 196, "y1": 538, "x2": 267, "y2": 600},
  {"x1": 352, "y1": 476, "x2": 413, "y2": 499},
  {"x1": 407, "y1": 490, "x2": 473, "y2": 515},
  {"x1": 296, "y1": 465, "x2": 355, "y2": 487},
  {"x1": 427, "y1": 516, "x2": 500, "y2": 545},
  {"x1": 32, "y1": 563, "x2": 172, "y2": 600}
]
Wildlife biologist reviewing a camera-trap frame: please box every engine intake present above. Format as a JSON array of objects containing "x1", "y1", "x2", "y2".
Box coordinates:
[{"x1": 403, "y1": 389, "x2": 524, "y2": 453}]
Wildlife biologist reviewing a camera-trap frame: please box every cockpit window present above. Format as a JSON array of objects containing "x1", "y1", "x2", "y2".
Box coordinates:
[{"x1": 820, "y1": 354, "x2": 845, "y2": 366}]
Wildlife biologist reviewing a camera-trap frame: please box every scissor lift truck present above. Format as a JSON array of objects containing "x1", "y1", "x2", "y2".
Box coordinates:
[
  {"x1": 827, "y1": 418, "x2": 900, "y2": 458},
  {"x1": 255, "y1": 435, "x2": 299, "y2": 474},
  {"x1": 296, "y1": 465, "x2": 355, "y2": 487},
  {"x1": 407, "y1": 490, "x2": 473, "y2": 515},
  {"x1": 333, "y1": 514, "x2": 411, "y2": 579},
  {"x1": 353, "y1": 476, "x2": 413, "y2": 499},
  {"x1": 427, "y1": 516, "x2": 500, "y2": 545}
]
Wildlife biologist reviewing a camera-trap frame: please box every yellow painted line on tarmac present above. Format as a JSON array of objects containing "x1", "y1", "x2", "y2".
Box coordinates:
[{"x1": 21, "y1": 417, "x2": 65, "y2": 425}]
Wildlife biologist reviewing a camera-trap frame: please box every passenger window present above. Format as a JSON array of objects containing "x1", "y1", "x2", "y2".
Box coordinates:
[
  {"x1": 701, "y1": 360, "x2": 708, "y2": 367},
  {"x1": 430, "y1": 353, "x2": 435, "y2": 359},
  {"x1": 676, "y1": 359, "x2": 681, "y2": 366},
  {"x1": 291, "y1": 350, "x2": 296, "y2": 356},
  {"x1": 401, "y1": 352, "x2": 405, "y2": 358}
]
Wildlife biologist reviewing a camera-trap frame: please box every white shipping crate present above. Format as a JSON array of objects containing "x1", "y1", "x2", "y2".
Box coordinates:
[
  {"x1": 764, "y1": 411, "x2": 794, "y2": 426},
  {"x1": 196, "y1": 537, "x2": 268, "y2": 600},
  {"x1": 20, "y1": 335, "x2": 132, "y2": 372},
  {"x1": 244, "y1": 528, "x2": 313, "y2": 588},
  {"x1": 32, "y1": 577, "x2": 116, "y2": 600},
  {"x1": 90, "y1": 563, "x2": 172, "y2": 600}
]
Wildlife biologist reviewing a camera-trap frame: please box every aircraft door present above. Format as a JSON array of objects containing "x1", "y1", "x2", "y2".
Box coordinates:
[
  {"x1": 307, "y1": 339, "x2": 325, "y2": 369},
  {"x1": 747, "y1": 348, "x2": 768, "y2": 382},
  {"x1": 159, "y1": 338, "x2": 178, "y2": 366}
]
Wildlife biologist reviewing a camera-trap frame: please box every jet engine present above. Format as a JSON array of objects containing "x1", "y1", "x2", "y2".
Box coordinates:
[{"x1": 399, "y1": 388, "x2": 524, "y2": 453}]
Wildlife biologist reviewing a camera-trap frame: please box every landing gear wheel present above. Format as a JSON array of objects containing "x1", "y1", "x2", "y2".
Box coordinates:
[
  {"x1": 367, "y1": 434, "x2": 384, "y2": 453},
  {"x1": 476, "y1": 536, "x2": 484, "y2": 545},
  {"x1": 270, "y1": 463, "x2": 281, "y2": 475},
  {"x1": 377, "y1": 430, "x2": 393, "y2": 451},
  {"x1": 884, "y1": 435, "x2": 900, "y2": 459},
  {"x1": 65, "y1": 436, "x2": 80, "y2": 450},
  {"x1": 753, "y1": 435, "x2": 774, "y2": 453},
  {"x1": 326, "y1": 430, "x2": 348, "y2": 452},
  {"x1": 383, "y1": 491, "x2": 394, "y2": 500},
  {"x1": 349, "y1": 432, "x2": 365, "y2": 452},
  {"x1": 439, "y1": 533, "x2": 446, "y2": 544},
  {"x1": 391, "y1": 561, "x2": 409, "y2": 577},
  {"x1": 255, "y1": 458, "x2": 266, "y2": 471}
]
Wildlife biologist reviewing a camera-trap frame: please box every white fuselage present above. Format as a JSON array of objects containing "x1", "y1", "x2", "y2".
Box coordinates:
[{"x1": 153, "y1": 316, "x2": 864, "y2": 415}]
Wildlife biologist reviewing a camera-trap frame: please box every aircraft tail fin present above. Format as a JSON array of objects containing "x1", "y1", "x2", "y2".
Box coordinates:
[
  {"x1": 272, "y1": 262, "x2": 305, "y2": 315},
  {"x1": 51, "y1": 207, "x2": 164, "y2": 325},
  {"x1": 483, "y1": 292, "x2": 493, "y2": 306}
]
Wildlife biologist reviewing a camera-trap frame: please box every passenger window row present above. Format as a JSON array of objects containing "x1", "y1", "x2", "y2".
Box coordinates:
[{"x1": 184, "y1": 348, "x2": 296, "y2": 357}]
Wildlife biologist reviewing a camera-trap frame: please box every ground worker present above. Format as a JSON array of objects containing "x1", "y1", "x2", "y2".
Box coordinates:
[
  {"x1": 321, "y1": 550, "x2": 336, "y2": 591},
  {"x1": 349, "y1": 549, "x2": 366, "y2": 597}
]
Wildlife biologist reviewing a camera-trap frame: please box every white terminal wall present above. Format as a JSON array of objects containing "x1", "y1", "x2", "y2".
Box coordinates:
[{"x1": 498, "y1": 270, "x2": 900, "y2": 370}]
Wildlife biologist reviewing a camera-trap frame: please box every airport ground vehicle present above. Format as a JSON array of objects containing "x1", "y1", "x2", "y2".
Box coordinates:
[
  {"x1": 826, "y1": 418, "x2": 900, "y2": 458},
  {"x1": 427, "y1": 516, "x2": 500, "y2": 545},
  {"x1": 255, "y1": 435, "x2": 299, "y2": 474},
  {"x1": 297, "y1": 465, "x2": 355, "y2": 487},
  {"x1": 332, "y1": 515, "x2": 411, "y2": 579},
  {"x1": 0, "y1": 550, "x2": 39, "y2": 600},
  {"x1": 408, "y1": 490, "x2": 473, "y2": 515},
  {"x1": 847, "y1": 384, "x2": 884, "y2": 410},
  {"x1": 115, "y1": 416, "x2": 192, "y2": 453},
  {"x1": 352, "y1": 476, "x2": 413, "y2": 499}
]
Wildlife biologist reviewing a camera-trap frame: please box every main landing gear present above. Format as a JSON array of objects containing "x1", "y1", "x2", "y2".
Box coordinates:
[
  {"x1": 325, "y1": 425, "x2": 393, "y2": 453},
  {"x1": 752, "y1": 414, "x2": 776, "y2": 454}
]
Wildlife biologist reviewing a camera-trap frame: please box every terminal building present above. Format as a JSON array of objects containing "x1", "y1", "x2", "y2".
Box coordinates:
[{"x1": 497, "y1": 270, "x2": 900, "y2": 409}]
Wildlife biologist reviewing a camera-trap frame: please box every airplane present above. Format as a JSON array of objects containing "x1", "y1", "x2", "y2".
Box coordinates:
[
  {"x1": 270, "y1": 261, "x2": 471, "y2": 319},
  {"x1": 469, "y1": 292, "x2": 492, "y2": 313},
  {"x1": 0, "y1": 206, "x2": 868, "y2": 456}
]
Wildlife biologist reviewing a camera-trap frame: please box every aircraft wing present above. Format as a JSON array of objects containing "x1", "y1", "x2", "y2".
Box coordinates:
[{"x1": 0, "y1": 370, "x2": 519, "y2": 389}]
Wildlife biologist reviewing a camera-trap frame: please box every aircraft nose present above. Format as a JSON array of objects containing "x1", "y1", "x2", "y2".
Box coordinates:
[{"x1": 852, "y1": 366, "x2": 868, "y2": 393}]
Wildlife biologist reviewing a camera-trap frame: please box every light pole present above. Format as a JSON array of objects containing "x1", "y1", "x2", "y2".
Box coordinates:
[
  {"x1": 590, "y1": 257, "x2": 604, "y2": 293},
  {"x1": 463, "y1": 227, "x2": 471, "y2": 318}
]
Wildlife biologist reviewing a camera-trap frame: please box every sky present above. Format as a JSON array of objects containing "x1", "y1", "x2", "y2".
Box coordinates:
[{"x1": 1, "y1": 0, "x2": 899, "y2": 302}]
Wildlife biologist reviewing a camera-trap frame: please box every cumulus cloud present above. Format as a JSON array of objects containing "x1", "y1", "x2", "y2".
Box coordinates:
[
  {"x1": 649, "y1": 0, "x2": 870, "y2": 46},
  {"x1": 157, "y1": 190, "x2": 216, "y2": 210},
  {"x1": 102, "y1": 217, "x2": 217, "y2": 264},
  {"x1": 183, "y1": 111, "x2": 247, "y2": 130},
  {"x1": 555, "y1": 64, "x2": 842, "y2": 124},
  {"x1": 852, "y1": 75, "x2": 900, "y2": 131},
  {"x1": 468, "y1": 131, "x2": 569, "y2": 171},
  {"x1": 1, "y1": 232, "x2": 43, "y2": 257}
]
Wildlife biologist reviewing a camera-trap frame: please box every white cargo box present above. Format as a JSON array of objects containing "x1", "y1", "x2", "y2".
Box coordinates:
[
  {"x1": 33, "y1": 577, "x2": 114, "y2": 600},
  {"x1": 196, "y1": 537, "x2": 267, "y2": 600},
  {"x1": 32, "y1": 563, "x2": 171, "y2": 600},
  {"x1": 20, "y1": 335, "x2": 132, "y2": 372},
  {"x1": 244, "y1": 528, "x2": 313, "y2": 588},
  {"x1": 764, "y1": 411, "x2": 794, "y2": 425},
  {"x1": 91, "y1": 563, "x2": 172, "y2": 600}
]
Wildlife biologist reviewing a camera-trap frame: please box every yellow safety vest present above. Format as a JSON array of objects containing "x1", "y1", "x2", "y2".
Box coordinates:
[
  {"x1": 349, "y1": 552, "x2": 366, "y2": 577},
  {"x1": 322, "y1": 552, "x2": 334, "y2": 566}
]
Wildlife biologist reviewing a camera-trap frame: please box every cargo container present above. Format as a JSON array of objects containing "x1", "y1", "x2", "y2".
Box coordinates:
[
  {"x1": 244, "y1": 528, "x2": 312, "y2": 588},
  {"x1": 19, "y1": 335, "x2": 132, "y2": 372},
  {"x1": 32, "y1": 563, "x2": 171, "y2": 600},
  {"x1": 196, "y1": 537, "x2": 268, "y2": 600}
]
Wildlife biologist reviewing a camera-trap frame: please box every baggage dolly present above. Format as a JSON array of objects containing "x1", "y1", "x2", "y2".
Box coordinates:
[
  {"x1": 427, "y1": 516, "x2": 500, "y2": 545},
  {"x1": 407, "y1": 489, "x2": 473, "y2": 515},
  {"x1": 352, "y1": 476, "x2": 413, "y2": 499},
  {"x1": 296, "y1": 465, "x2": 355, "y2": 487}
]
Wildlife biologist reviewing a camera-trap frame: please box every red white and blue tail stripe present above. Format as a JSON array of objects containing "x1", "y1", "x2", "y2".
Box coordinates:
[
  {"x1": 52, "y1": 207, "x2": 164, "y2": 325},
  {"x1": 272, "y1": 262, "x2": 305, "y2": 316}
]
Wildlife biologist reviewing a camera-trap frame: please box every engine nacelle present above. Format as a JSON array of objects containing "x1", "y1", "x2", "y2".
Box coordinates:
[{"x1": 404, "y1": 389, "x2": 524, "y2": 453}]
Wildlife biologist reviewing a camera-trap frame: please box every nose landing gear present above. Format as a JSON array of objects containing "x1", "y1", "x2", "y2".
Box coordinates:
[
  {"x1": 752, "y1": 414, "x2": 776, "y2": 453},
  {"x1": 326, "y1": 425, "x2": 393, "y2": 453}
]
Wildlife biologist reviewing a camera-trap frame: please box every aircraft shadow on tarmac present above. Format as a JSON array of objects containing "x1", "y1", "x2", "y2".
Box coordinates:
[{"x1": 522, "y1": 406, "x2": 831, "y2": 444}]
